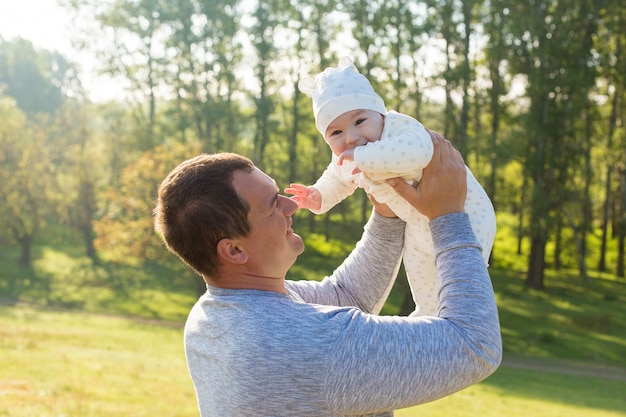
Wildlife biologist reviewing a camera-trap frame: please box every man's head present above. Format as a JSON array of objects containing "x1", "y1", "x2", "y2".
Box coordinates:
[
  {"x1": 154, "y1": 153, "x2": 254, "y2": 278},
  {"x1": 154, "y1": 152, "x2": 304, "y2": 285}
]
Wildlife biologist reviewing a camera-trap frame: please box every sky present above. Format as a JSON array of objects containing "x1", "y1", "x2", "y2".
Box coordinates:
[
  {"x1": 0, "y1": 0, "x2": 72, "y2": 52},
  {"x1": 0, "y1": 0, "x2": 119, "y2": 101},
  {"x1": 0, "y1": 1, "x2": 451, "y2": 104}
]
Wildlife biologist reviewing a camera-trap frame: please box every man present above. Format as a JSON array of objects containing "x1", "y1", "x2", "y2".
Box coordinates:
[{"x1": 153, "y1": 132, "x2": 501, "y2": 417}]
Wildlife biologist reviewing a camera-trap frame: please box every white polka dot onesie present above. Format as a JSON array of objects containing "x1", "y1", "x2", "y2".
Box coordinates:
[{"x1": 311, "y1": 111, "x2": 496, "y2": 316}]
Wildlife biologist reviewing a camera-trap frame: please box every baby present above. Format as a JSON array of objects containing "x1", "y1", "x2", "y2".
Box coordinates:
[{"x1": 286, "y1": 56, "x2": 496, "y2": 316}]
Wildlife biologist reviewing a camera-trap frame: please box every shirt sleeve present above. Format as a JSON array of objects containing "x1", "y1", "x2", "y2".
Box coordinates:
[
  {"x1": 322, "y1": 213, "x2": 502, "y2": 414},
  {"x1": 286, "y1": 212, "x2": 405, "y2": 314}
]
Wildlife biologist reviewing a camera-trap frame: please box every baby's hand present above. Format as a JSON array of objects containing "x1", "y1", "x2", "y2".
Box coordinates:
[
  {"x1": 284, "y1": 184, "x2": 322, "y2": 211},
  {"x1": 338, "y1": 149, "x2": 361, "y2": 175},
  {"x1": 337, "y1": 149, "x2": 355, "y2": 166}
]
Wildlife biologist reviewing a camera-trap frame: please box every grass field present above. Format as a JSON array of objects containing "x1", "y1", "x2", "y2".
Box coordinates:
[
  {"x1": 1, "y1": 304, "x2": 625, "y2": 417},
  {"x1": 396, "y1": 365, "x2": 626, "y2": 417},
  {"x1": 0, "y1": 305, "x2": 196, "y2": 417},
  {"x1": 1, "y1": 212, "x2": 625, "y2": 415}
]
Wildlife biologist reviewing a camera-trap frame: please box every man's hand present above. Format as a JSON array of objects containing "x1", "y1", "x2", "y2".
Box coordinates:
[{"x1": 368, "y1": 194, "x2": 398, "y2": 218}]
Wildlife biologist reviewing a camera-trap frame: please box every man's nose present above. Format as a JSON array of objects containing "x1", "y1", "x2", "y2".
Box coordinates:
[{"x1": 280, "y1": 195, "x2": 299, "y2": 215}]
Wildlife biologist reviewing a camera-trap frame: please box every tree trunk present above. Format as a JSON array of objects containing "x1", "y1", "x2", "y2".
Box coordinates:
[
  {"x1": 457, "y1": 0, "x2": 473, "y2": 157},
  {"x1": 526, "y1": 235, "x2": 546, "y2": 289},
  {"x1": 553, "y1": 219, "x2": 561, "y2": 270},
  {"x1": 580, "y1": 106, "x2": 592, "y2": 278},
  {"x1": 517, "y1": 175, "x2": 528, "y2": 255},
  {"x1": 289, "y1": 78, "x2": 300, "y2": 182},
  {"x1": 288, "y1": 18, "x2": 304, "y2": 182},
  {"x1": 488, "y1": 71, "x2": 500, "y2": 202},
  {"x1": 81, "y1": 225, "x2": 98, "y2": 263},
  {"x1": 18, "y1": 234, "x2": 33, "y2": 266},
  {"x1": 599, "y1": 44, "x2": 620, "y2": 271},
  {"x1": 598, "y1": 165, "x2": 613, "y2": 272},
  {"x1": 618, "y1": 165, "x2": 626, "y2": 278}
]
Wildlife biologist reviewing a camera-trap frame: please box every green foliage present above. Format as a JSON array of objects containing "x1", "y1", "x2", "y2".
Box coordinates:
[
  {"x1": 288, "y1": 233, "x2": 355, "y2": 281},
  {"x1": 1, "y1": 0, "x2": 623, "y2": 284},
  {"x1": 495, "y1": 210, "x2": 622, "y2": 278},
  {"x1": 93, "y1": 142, "x2": 201, "y2": 263},
  {"x1": 0, "y1": 100, "x2": 54, "y2": 263}
]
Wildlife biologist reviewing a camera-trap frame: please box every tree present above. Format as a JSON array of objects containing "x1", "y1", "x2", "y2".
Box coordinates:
[
  {"x1": 481, "y1": 0, "x2": 508, "y2": 204},
  {"x1": 422, "y1": 0, "x2": 462, "y2": 141},
  {"x1": 93, "y1": 142, "x2": 200, "y2": 263},
  {"x1": 0, "y1": 38, "x2": 78, "y2": 114},
  {"x1": 504, "y1": 0, "x2": 600, "y2": 289},
  {"x1": 164, "y1": 0, "x2": 244, "y2": 151},
  {"x1": 66, "y1": 0, "x2": 174, "y2": 149},
  {"x1": 13, "y1": 0, "x2": 623, "y2": 288},
  {"x1": 248, "y1": 0, "x2": 283, "y2": 165},
  {"x1": 0, "y1": 38, "x2": 84, "y2": 266},
  {"x1": 457, "y1": 0, "x2": 478, "y2": 157},
  {"x1": 596, "y1": 6, "x2": 626, "y2": 276},
  {"x1": 0, "y1": 100, "x2": 53, "y2": 266},
  {"x1": 281, "y1": 0, "x2": 344, "y2": 236},
  {"x1": 48, "y1": 102, "x2": 102, "y2": 262}
]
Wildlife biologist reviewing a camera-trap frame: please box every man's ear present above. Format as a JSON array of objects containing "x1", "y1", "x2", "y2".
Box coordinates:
[{"x1": 217, "y1": 238, "x2": 248, "y2": 265}]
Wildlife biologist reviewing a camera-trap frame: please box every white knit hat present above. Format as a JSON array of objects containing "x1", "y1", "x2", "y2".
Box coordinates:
[{"x1": 299, "y1": 56, "x2": 387, "y2": 136}]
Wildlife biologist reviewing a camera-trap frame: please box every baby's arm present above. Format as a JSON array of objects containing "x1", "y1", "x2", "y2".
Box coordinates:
[
  {"x1": 288, "y1": 159, "x2": 359, "y2": 214},
  {"x1": 355, "y1": 113, "x2": 434, "y2": 181}
]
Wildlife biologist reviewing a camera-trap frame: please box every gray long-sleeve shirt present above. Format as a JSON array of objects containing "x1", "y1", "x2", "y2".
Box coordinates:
[{"x1": 184, "y1": 212, "x2": 502, "y2": 416}]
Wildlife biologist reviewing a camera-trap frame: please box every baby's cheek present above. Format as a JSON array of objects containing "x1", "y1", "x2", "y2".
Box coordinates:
[{"x1": 328, "y1": 141, "x2": 346, "y2": 156}]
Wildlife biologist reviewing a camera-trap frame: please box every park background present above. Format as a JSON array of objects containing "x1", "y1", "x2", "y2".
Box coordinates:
[{"x1": 0, "y1": 0, "x2": 625, "y2": 415}]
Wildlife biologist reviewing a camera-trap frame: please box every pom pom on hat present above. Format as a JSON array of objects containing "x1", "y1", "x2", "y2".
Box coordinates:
[{"x1": 299, "y1": 56, "x2": 387, "y2": 136}]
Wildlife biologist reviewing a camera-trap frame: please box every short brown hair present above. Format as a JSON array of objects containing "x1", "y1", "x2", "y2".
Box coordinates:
[{"x1": 154, "y1": 153, "x2": 255, "y2": 278}]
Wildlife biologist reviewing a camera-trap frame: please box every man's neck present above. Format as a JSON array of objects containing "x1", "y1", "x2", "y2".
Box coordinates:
[{"x1": 206, "y1": 270, "x2": 287, "y2": 294}]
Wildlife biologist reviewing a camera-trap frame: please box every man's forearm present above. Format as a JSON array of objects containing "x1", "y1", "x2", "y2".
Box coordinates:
[{"x1": 287, "y1": 212, "x2": 405, "y2": 312}]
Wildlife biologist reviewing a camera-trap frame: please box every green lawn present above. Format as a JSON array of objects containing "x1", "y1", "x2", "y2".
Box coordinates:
[
  {"x1": 0, "y1": 305, "x2": 196, "y2": 417},
  {"x1": 1, "y1": 304, "x2": 625, "y2": 416},
  {"x1": 397, "y1": 364, "x2": 626, "y2": 417},
  {"x1": 1, "y1": 213, "x2": 625, "y2": 415}
]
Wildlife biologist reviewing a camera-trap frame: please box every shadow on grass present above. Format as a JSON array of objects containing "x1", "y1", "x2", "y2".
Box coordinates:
[
  {"x1": 491, "y1": 267, "x2": 626, "y2": 367},
  {"x1": 483, "y1": 360, "x2": 626, "y2": 414},
  {"x1": 0, "y1": 245, "x2": 201, "y2": 322}
]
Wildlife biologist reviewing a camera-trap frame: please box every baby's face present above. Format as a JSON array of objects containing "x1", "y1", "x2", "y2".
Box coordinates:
[{"x1": 324, "y1": 109, "x2": 384, "y2": 156}]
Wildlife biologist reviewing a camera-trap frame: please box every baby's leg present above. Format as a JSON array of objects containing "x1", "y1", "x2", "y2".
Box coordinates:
[
  {"x1": 403, "y1": 222, "x2": 438, "y2": 317},
  {"x1": 464, "y1": 168, "x2": 497, "y2": 264}
]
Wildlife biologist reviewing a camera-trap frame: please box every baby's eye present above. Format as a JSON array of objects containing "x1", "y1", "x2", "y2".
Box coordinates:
[
  {"x1": 330, "y1": 129, "x2": 342, "y2": 137},
  {"x1": 355, "y1": 118, "x2": 366, "y2": 125}
]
